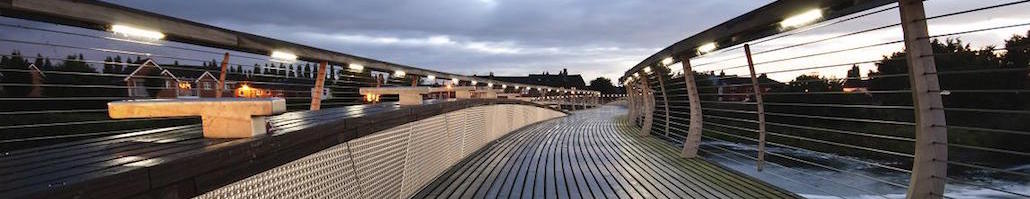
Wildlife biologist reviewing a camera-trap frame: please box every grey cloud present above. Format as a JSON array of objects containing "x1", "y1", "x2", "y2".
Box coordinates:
[{"x1": 103, "y1": 0, "x2": 772, "y2": 82}]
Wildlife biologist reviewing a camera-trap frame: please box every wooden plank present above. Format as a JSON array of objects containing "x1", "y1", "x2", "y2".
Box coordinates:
[{"x1": 413, "y1": 105, "x2": 798, "y2": 199}]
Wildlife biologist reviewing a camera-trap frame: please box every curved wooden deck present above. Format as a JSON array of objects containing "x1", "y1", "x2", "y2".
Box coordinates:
[{"x1": 414, "y1": 105, "x2": 798, "y2": 199}]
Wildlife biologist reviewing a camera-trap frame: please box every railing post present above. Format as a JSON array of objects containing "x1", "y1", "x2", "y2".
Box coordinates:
[
  {"x1": 899, "y1": 0, "x2": 948, "y2": 198},
  {"x1": 639, "y1": 74, "x2": 654, "y2": 136},
  {"x1": 626, "y1": 80, "x2": 638, "y2": 125},
  {"x1": 744, "y1": 44, "x2": 767, "y2": 171},
  {"x1": 679, "y1": 58, "x2": 704, "y2": 158},
  {"x1": 216, "y1": 52, "x2": 230, "y2": 98},
  {"x1": 655, "y1": 66, "x2": 671, "y2": 137},
  {"x1": 310, "y1": 61, "x2": 328, "y2": 111}
]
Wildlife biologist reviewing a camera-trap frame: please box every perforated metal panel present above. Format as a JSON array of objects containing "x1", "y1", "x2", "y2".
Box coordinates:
[
  {"x1": 446, "y1": 110, "x2": 468, "y2": 159},
  {"x1": 195, "y1": 104, "x2": 567, "y2": 199},
  {"x1": 401, "y1": 115, "x2": 456, "y2": 196},
  {"x1": 194, "y1": 134, "x2": 361, "y2": 199},
  {"x1": 463, "y1": 106, "x2": 488, "y2": 156},
  {"x1": 348, "y1": 123, "x2": 411, "y2": 199}
]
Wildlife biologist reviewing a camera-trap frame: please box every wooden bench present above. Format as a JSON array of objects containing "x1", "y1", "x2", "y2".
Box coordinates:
[{"x1": 108, "y1": 98, "x2": 286, "y2": 138}]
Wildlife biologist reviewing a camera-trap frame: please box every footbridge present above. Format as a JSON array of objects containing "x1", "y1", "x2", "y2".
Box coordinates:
[{"x1": 1, "y1": 0, "x2": 1027, "y2": 198}]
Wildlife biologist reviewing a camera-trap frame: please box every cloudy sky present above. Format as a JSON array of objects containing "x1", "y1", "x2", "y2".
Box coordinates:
[{"x1": 102, "y1": 0, "x2": 776, "y2": 83}]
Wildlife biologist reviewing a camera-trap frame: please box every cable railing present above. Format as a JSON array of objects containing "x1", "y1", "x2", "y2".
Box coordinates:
[
  {"x1": 622, "y1": 0, "x2": 1030, "y2": 198},
  {"x1": 0, "y1": 3, "x2": 603, "y2": 154}
]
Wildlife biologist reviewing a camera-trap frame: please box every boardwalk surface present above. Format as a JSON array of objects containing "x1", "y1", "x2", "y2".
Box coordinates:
[{"x1": 414, "y1": 105, "x2": 798, "y2": 199}]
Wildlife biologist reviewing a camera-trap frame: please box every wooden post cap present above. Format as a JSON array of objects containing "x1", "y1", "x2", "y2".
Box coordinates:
[{"x1": 108, "y1": 98, "x2": 287, "y2": 138}]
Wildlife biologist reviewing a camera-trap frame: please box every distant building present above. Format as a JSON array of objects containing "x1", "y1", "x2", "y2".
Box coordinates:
[
  {"x1": 475, "y1": 68, "x2": 587, "y2": 90},
  {"x1": 842, "y1": 79, "x2": 870, "y2": 93},
  {"x1": 707, "y1": 73, "x2": 782, "y2": 102},
  {"x1": 123, "y1": 59, "x2": 181, "y2": 98},
  {"x1": 193, "y1": 71, "x2": 220, "y2": 97}
]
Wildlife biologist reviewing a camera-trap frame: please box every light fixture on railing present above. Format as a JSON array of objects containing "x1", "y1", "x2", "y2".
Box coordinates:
[
  {"x1": 394, "y1": 70, "x2": 406, "y2": 77},
  {"x1": 661, "y1": 57, "x2": 674, "y2": 66},
  {"x1": 697, "y1": 42, "x2": 717, "y2": 54},
  {"x1": 111, "y1": 24, "x2": 165, "y2": 40},
  {"x1": 781, "y1": 9, "x2": 822, "y2": 28},
  {"x1": 270, "y1": 51, "x2": 298, "y2": 63},
  {"x1": 348, "y1": 63, "x2": 364, "y2": 71}
]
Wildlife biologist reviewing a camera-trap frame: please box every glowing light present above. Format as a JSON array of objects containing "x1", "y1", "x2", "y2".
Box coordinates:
[
  {"x1": 661, "y1": 57, "x2": 673, "y2": 66},
  {"x1": 471, "y1": 81, "x2": 478, "y2": 85},
  {"x1": 270, "y1": 51, "x2": 298, "y2": 62},
  {"x1": 393, "y1": 70, "x2": 406, "y2": 77},
  {"x1": 487, "y1": 83, "x2": 493, "y2": 87},
  {"x1": 697, "y1": 42, "x2": 717, "y2": 54},
  {"x1": 781, "y1": 9, "x2": 822, "y2": 28},
  {"x1": 427, "y1": 75, "x2": 436, "y2": 80},
  {"x1": 501, "y1": 84, "x2": 507, "y2": 88},
  {"x1": 451, "y1": 78, "x2": 460, "y2": 84},
  {"x1": 643, "y1": 66, "x2": 652, "y2": 73},
  {"x1": 348, "y1": 63, "x2": 364, "y2": 71},
  {"x1": 111, "y1": 24, "x2": 165, "y2": 40},
  {"x1": 364, "y1": 93, "x2": 381, "y2": 103}
]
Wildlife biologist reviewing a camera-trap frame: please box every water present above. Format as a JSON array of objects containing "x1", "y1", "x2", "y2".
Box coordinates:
[{"x1": 699, "y1": 141, "x2": 1030, "y2": 199}]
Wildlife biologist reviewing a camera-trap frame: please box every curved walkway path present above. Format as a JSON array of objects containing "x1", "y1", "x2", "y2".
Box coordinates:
[{"x1": 414, "y1": 105, "x2": 798, "y2": 199}]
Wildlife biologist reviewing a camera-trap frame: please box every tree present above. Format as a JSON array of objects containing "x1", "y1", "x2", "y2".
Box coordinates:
[
  {"x1": 1, "y1": 51, "x2": 33, "y2": 96},
  {"x1": 304, "y1": 63, "x2": 312, "y2": 78},
  {"x1": 588, "y1": 77, "x2": 616, "y2": 94}
]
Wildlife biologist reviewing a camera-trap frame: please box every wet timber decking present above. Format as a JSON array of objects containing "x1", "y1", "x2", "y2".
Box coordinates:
[{"x1": 414, "y1": 105, "x2": 798, "y2": 199}]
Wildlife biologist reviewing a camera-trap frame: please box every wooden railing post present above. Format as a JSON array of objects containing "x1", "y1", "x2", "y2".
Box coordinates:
[
  {"x1": 310, "y1": 61, "x2": 328, "y2": 111},
  {"x1": 680, "y1": 58, "x2": 704, "y2": 158},
  {"x1": 639, "y1": 74, "x2": 654, "y2": 136},
  {"x1": 655, "y1": 66, "x2": 671, "y2": 137},
  {"x1": 899, "y1": 0, "x2": 948, "y2": 198},
  {"x1": 216, "y1": 52, "x2": 230, "y2": 98},
  {"x1": 626, "y1": 80, "x2": 638, "y2": 125},
  {"x1": 744, "y1": 44, "x2": 767, "y2": 171}
]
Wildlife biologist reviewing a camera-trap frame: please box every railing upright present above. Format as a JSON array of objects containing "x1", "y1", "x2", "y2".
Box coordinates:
[
  {"x1": 898, "y1": 0, "x2": 948, "y2": 197},
  {"x1": 743, "y1": 44, "x2": 767, "y2": 171},
  {"x1": 216, "y1": 52, "x2": 230, "y2": 98},
  {"x1": 310, "y1": 61, "x2": 328, "y2": 111},
  {"x1": 679, "y1": 57, "x2": 704, "y2": 158},
  {"x1": 639, "y1": 74, "x2": 654, "y2": 136},
  {"x1": 655, "y1": 65, "x2": 671, "y2": 137}
]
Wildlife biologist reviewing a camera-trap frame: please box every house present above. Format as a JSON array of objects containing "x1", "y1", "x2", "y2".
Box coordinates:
[
  {"x1": 193, "y1": 71, "x2": 220, "y2": 97},
  {"x1": 843, "y1": 79, "x2": 870, "y2": 93},
  {"x1": 123, "y1": 59, "x2": 182, "y2": 98},
  {"x1": 708, "y1": 73, "x2": 782, "y2": 102},
  {"x1": 475, "y1": 68, "x2": 588, "y2": 90}
]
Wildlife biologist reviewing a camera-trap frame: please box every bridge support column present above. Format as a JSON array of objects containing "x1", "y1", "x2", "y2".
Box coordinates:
[
  {"x1": 899, "y1": 0, "x2": 948, "y2": 198},
  {"x1": 679, "y1": 58, "x2": 704, "y2": 158},
  {"x1": 639, "y1": 74, "x2": 654, "y2": 137}
]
